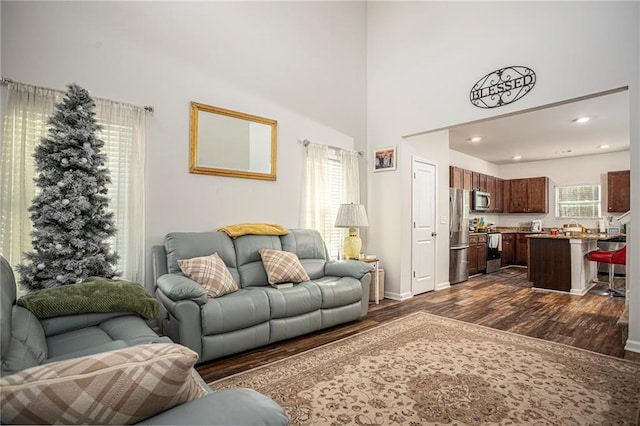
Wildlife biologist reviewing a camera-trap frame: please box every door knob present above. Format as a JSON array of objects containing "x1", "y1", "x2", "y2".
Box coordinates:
[{"x1": 432, "y1": 232, "x2": 438, "y2": 237}]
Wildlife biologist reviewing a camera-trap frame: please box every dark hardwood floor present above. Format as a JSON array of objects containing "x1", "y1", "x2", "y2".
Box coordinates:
[{"x1": 196, "y1": 267, "x2": 628, "y2": 383}]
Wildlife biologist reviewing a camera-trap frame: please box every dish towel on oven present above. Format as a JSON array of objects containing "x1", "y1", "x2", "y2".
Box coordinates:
[{"x1": 488, "y1": 233, "x2": 502, "y2": 251}]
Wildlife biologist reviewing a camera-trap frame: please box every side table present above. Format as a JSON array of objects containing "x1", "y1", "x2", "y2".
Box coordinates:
[{"x1": 361, "y1": 258, "x2": 380, "y2": 304}]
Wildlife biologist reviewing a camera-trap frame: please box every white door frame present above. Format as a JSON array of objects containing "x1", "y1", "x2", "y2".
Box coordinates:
[{"x1": 411, "y1": 156, "x2": 438, "y2": 295}]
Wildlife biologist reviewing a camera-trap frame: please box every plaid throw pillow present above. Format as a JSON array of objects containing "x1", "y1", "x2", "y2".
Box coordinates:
[
  {"x1": 259, "y1": 249, "x2": 311, "y2": 285},
  {"x1": 0, "y1": 343, "x2": 208, "y2": 425},
  {"x1": 178, "y1": 252, "x2": 238, "y2": 298}
]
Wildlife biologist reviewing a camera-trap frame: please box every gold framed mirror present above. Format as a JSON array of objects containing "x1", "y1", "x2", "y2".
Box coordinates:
[{"x1": 189, "y1": 102, "x2": 277, "y2": 180}]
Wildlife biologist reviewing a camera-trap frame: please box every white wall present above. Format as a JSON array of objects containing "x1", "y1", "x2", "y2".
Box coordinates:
[
  {"x1": 1, "y1": 1, "x2": 367, "y2": 291},
  {"x1": 449, "y1": 150, "x2": 500, "y2": 177},
  {"x1": 626, "y1": 4, "x2": 640, "y2": 352},
  {"x1": 398, "y1": 131, "x2": 450, "y2": 298},
  {"x1": 367, "y1": 1, "x2": 639, "y2": 345}
]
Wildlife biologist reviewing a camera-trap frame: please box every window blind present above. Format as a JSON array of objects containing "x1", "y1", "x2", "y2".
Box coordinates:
[{"x1": 555, "y1": 184, "x2": 601, "y2": 218}]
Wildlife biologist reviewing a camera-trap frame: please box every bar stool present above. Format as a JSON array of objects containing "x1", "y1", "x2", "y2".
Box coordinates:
[{"x1": 586, "y1": 245, "x2": 626, "y2": 297}]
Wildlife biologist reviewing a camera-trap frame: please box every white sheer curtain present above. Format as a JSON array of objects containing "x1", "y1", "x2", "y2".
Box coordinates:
[
  {"x1": 301, "y1": 142, "x2": 361, "y2": 258},
  {"x1": 94, "y1": 99, "x2": 147, "y2": 283},
  {"x1": 0, "y1": 82, "x2": 146, "y2": 283},
  {"x1": 1, "y1": 84, "x2": 59, "y2": 270},
  {"x1": 340, "y1": 149, "x2": 361, "y2": 206},
  {"x1": 301, "y1": 143, "x2": 329, "y2": 233}
]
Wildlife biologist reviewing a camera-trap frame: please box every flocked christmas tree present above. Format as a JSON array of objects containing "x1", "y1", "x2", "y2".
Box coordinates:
[{"x1": 18, "y1": 83, "x2": 119, "y2": 291}]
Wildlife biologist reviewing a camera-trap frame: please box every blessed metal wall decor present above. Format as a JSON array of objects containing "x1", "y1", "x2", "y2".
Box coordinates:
[{"x1": 470, "y1": 66, "x2": 536, "y2": 109}]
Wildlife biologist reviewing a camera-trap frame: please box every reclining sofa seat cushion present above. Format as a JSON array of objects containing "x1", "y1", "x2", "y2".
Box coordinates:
[
  {"x1": 281, "y1": 230, "x2": 365, "y2": 324},
  {"x1": 199, "y1": 288, "x2": 271, "y2": 361},
  {"x1": 43, "y1": 314, "x2": 169, "y2": 362}
]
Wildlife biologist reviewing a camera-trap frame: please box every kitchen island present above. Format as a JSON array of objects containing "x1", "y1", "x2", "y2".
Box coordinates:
[{"x1": 526, "y1": 233, "x2": 624, "y2": 295}]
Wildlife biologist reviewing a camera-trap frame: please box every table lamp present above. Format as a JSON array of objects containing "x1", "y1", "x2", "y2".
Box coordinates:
[{"x1": 335, "y1": 203, "x2": 369, "y2": 260}]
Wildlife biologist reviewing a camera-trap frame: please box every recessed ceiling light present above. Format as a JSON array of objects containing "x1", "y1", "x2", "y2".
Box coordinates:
[
  {"x1": 513, "y1": 155, "x2": 522, "y2": 160},
  {"x1": 573, "y1": 116, "x2": 591, "y2": 124},
  {"x1": 599, "y1": 144, "x2": 610, "y2": 149},
  {"x1": 469, "y1": 136, "x2": 482, "y2": 143}
]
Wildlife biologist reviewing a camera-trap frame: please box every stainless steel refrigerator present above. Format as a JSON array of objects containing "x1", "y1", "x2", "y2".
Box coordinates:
[{"x1": 449, "y1": 188, "x2": 470, "y2": 284}]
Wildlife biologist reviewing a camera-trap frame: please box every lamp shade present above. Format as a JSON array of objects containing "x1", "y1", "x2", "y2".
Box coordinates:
[{"x1": 335, "y1": 203, "x2": 369, "y2": 228}]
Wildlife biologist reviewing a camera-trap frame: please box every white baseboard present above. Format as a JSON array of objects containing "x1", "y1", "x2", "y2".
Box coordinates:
[
  {"x1": 624, "y1": 339, "x2": 640, "y2": 353},
  {"x1": 436, "y1": 281, "x2": 451, "y2": 291},
  {"x1": 384, "y1": 291, "x2": 413, "y2": 301},
  {"x1": 387, "y1": 283, "x2": 450, "y2": 300}
]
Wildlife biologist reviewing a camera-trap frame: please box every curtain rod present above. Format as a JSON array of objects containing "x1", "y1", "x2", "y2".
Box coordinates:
[
  {"x1": 302, "y1": 139, "x2": 363, "y2": 156},
  {"x1": 1, "y1": 76, "x2": 154, "y2": 113}
]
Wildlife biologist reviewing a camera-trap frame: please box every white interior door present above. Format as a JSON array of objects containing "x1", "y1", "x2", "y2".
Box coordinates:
[{"x1": 412, "y1": 158, "x2": 436, "y2": 295}]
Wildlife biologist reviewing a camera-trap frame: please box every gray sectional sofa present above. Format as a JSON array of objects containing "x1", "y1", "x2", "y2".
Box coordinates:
[
  {"x1": 0, "y1": 255, "x2": 289, "y2": 425},
  {"x1": 152, "y1": 228, "x2": 372, "y2": 364}
]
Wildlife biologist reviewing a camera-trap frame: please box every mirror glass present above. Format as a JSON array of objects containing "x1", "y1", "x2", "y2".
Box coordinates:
[{"x1": 190, "y1": 102, "x2": 277, "y2": 180}]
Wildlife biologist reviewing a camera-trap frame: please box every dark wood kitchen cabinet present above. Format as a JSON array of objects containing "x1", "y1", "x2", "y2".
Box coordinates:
[
  {"x1": 503, "y1": 180, "x2": 511, "y2": 213},
  {"x1": 485, "y1": 175, "x2": 504, "y2": 213},
  {"x1": 463, "y1": 169, "x2": 473, "y2": 191},
  {"x1": 501, "y1": 233, "x2": 515, "y2": 266},
  {"x1": 486, "y1": 175, "x2": 496, "y2": 211},
  {"x1": 450, "y1": 166, "x2": 464, "y2": 189},
  {"x1": 528, "y1": 238, "x2": 571, "y2": 292},
  {"x1": 494, "y1": 178, "x2": 504, "y2": 213},
  {"x1": 607, "y1": 170, "x2": 630, "y2": 213},
  {"x1": 471, "y1": 172, "x2": 488, "y2": 192},
  {"x1": 477, "y1": 238, "x2": 487, "y2": 272},
  {"x1": 450, "y1": 166, "x2": 474, "y2": 192},
  {"x1": 506, "y1": 177, "x2": 548, "y2": 214},
  {"x1": 468, "y1": 234, "x2": 487, "y2": 275},
  {"x1": 527, "y1": 177, "x2": 548, "y2": 213},
  {"x1": 515, "y1": 233, "x2": 529, "y2": 266}
]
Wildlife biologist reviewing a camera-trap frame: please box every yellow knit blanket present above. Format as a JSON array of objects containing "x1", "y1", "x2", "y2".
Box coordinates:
[{"x1": 218, "y1": 223, "x2": 289, "y2": 238}]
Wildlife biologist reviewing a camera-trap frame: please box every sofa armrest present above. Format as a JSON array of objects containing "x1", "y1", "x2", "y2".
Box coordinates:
[
  {"x1": 324, "y1": 260, "x2": 373, "y2": 279},
  {"x1": 156, "y1": 274, "x2": 207, "y2": 305},
  {"x1": 155, "y1": 290, "x2": 205, "y2": 358},
  {"x1": 138, "y1": 388, "x2": 289, "y2": 425}
]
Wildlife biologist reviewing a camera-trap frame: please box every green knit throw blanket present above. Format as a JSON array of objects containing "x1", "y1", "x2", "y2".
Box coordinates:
[{"x1": 17, "y1": 277, "x2": 159, "y2": 320}]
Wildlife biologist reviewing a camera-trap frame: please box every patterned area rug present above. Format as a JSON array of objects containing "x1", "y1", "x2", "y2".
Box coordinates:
[{"x1": 211, "y1": 312, "x2": 640, "y2": 425}]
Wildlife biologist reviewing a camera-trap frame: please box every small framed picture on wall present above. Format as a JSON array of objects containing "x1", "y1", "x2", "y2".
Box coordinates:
[{"x1": 373, "y1": 146, "x2": 396, "y2": 172}]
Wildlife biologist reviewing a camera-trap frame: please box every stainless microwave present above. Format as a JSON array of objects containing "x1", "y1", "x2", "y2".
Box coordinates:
[{"x1": 473, "y1": 190, "x2": 491, "y2": 211}]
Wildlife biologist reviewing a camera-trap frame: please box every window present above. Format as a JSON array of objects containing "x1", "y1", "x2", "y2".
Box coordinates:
[
  {"x1": 324, "y1": 149, "x2": 348, "y2": 258},
  {"x1": 1, "y1": 83, "x2": 146, "y2": 283},
  {"x1": 555, "y1": 184, "x2": 601, "y2": 218},
  {"x1": 301, "y1": 143, "x2": 360, "y2": 259}
]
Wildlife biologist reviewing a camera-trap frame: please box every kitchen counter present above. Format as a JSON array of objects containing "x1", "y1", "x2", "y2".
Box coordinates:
[
  {"x1": 525, "y1": 233, "x2": 625, "y2": 241},
  {"x1": 469, "y1": 230, "x2": 537, "y2": 235},
  {"x1": 528, "y1": 237, "x2": 601, "y2": 295},
  {"x1": 498, "y1": 230, "x2": 539, "y2": 234}
]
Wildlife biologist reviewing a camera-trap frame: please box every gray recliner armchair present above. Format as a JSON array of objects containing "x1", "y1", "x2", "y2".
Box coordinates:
[
  {"x1": 0, "y1": 255, "x2": 168, "y2": 375},
  {"x1": 0, "y1": 255, "x2": 290, "y2": 425}
]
